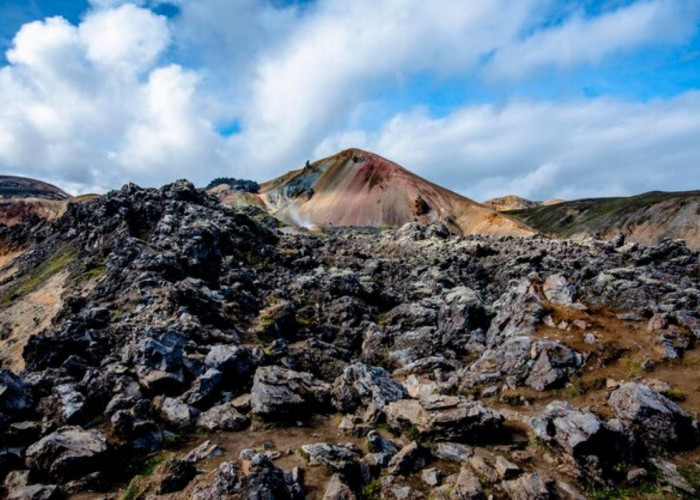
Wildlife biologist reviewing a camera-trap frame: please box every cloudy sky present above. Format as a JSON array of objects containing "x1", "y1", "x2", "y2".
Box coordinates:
[{"x1": 0, "y1": 0, "x2": 699, "y2": 200}]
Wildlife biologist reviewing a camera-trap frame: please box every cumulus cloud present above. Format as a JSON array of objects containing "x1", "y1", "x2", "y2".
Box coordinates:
[
  {"x1": 317, "y1": 92, "x2": 700, "y2": 201},
  {"x1": 235, "y1": 0, "x2": 539, "y2": 178},
  {"x1": 0, "y1": 4, "x2": 223, "y2": 193},
  {"x1": 486, "y1": 0, "x2": 700, "y2": 79}
]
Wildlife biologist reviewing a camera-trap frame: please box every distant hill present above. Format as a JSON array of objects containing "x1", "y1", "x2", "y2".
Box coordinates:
[
  {"x1": 0, "y1": 176, "x2": 98, "y2": 226},
  {"x1": 255, "y1": 148, "x2": 533, "y2": 236},
  {"x1": 507, "y1": 190, "x2": 700, "y2": 249},
  {"x1": 484, "y1": 195, "x2": 565, "y2": 211},
  {"x1": 0, "y1": 175, "x2": 69, "y2": 200}
]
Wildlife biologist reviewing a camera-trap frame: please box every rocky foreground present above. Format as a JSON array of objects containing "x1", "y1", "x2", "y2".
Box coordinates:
[{"x1": 0, "y1": 181, "x2": 699, "y2": 499}]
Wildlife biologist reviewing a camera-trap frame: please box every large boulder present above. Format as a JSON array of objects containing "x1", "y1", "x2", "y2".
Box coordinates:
[
  {"x1": 608, "y1": 382, "x2": 699, "y2": 453},
  {"x1": 524, "y1": 342, "x2": 582, "y2": 391},
  {"x1": 250, "y1": 366, "x2": 330, "y2": 421},
  {"x1": 25, "y1": 427, "x2": 109, "y2": 482},
  {"x1": 530, "y1": 401, "x2": 634, "y2": 480},
  {"x1": 542, "y1": 274, "x2": 577, "y2": 305},
  {"x1": 331, "y1": 363, "x2": 406, "y2": 413},
  {"x1": 385, "y1": 395, "x2": 504, "y2": 442},
  {"x1": 197, "y1": 401, "x2": 249, "y2": 432}
]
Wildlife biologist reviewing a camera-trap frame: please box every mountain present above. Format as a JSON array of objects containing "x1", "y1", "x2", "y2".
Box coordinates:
[
  {"x1": 0, "y1": 176, "x2": 98, "y2": 226},
  {"x1": 484, "y1": 194, "x2": 565, "y2": 211},
  {"x1": 1, "y1": 180, "x2": 699, "y2": 498},
  {"x1": 0, "y1": 176, "x2": 69, "y2": 226},
  {"x1": 0, "y1": 175, "x2": 69, "y2": 200},
  {"x1": 506, "y1": 190, "x2": 700, "y2": 249},
  {"x1": 256, "y1": 148, "x2": 533, "y2": 236},
  {"x1": 484, "y1": 195, "x2": 541, "y2": 211}
]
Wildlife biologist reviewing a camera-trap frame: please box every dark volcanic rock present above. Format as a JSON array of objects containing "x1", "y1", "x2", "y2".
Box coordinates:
[
  {"x1": 250, "y1": 366, "x2": 330, "y2": 421},
  {"x1": 25, "y1": 427, "x2": 109, "y2": 482},
  {"x1": 385, "y1": 395, "x2": 504, "y2": 442},
  {"x1": 608, "y1": 382, "x2": 699, "y2": 453}
]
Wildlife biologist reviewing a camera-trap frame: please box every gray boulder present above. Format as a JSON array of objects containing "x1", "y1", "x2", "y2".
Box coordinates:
[
  {"x1": 500, "y1": 472, "x2": 556, "y2": 500},
  {"x1": 25, "y1": 427, "x2": 108, "y2": 482},
  {"x1": 385, "y1": 395, "x2": 504, "y2": 442},
  {"x1": 251, "y1": 366, "x2": 330, "y2": 421},
  {"x1": 608, "y1": 382, "x2": 699, "y2": 453},
  {"x1": 530, "y1": 401, "x2": 634, "y2": 479},
  {"x1": 197, "y1": 401, "x2": 249, "y2": 432},
  {"x1": 331, "y1": 363, "x2": 406, "y2": 413}
]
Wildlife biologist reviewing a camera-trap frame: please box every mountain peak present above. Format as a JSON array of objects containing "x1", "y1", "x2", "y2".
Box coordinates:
[{"x1": 258, "y1": 149, "x2": 533, "y2": 236}]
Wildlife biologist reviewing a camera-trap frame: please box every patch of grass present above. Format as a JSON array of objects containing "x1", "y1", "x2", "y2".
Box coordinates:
[
  {"x1": 362, "y1": 478, "x2": 382, "y2": 500},
  {"x1": 665, "y1": 388, "x2": 687, "y2": 402},
  {"x1": 679, "y1": 465, "x2": 700, "y2": 493},
  {"x1": 588, "y1": 481, "x2": 662, "y2": 500},
  {"x1": 500, "y1": 391, "x2": 526, "y2": 406},
  {"x1": 121, "y1": 479, "x2": 146, "y2": 500},
  {"x1": 141, "y1": 454, "x2": 166, "y2": 476},
  {"x1": 565, "y1": 375, "x2": 586, "y2": 398},
  {"x1": 623, "y1": 358, "x2": 643, "y2": 380},
  {"x1": 0, "y1": 246, "x2": 75, "y2": 307},
  {"x1": 405, "y1": 425, "x2": 421, "y2": 442}
]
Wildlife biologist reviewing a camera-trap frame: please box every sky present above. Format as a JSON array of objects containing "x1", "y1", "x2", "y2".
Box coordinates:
[{"x1": 0, "y1": 0, "x2": 699, "y2": 201}]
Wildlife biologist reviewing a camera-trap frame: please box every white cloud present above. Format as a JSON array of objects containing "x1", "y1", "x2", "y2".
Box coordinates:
[
  {"x1": 486, "y1": 0, "x2": 700, "y2": 79},
  {"x1": 0, "y1": 0, "x2": 699, "y2": 200},
  {"x1": 0, "y1": 4, "x2": 223, "y2": 193},
  {"x1": 317, "y1": 92, "x2": 700, "y2": 201},
  {"x1": 234, "y1": 0, "x2": 540, "y2": 178},
  {"x1": 79, "y1": 4, "x2": 169, "y2": 72}
]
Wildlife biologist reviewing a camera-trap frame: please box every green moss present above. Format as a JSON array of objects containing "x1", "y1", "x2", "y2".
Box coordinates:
[
  {"x1": 405, "y1": 425, "x2": 421, "y2": 442},
  {"x1": 565, "y1": 376, "x2": 586, "y2": 398},
  {"x1": 362, "y1": 478, "x2": 382, "y2": 500},
  {"x1": 297, "y1": 446, "x2": 310, "y2": 462},
  {"x1": 679, "y1": 465, "x2": 700, "y2": 493},
  {"x1": 0, "y1": 246, "x2": 75, "y2": 307}
]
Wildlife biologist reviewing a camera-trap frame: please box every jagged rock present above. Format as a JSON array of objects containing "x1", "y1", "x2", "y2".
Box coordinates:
[
  {"x1": 204, "y1": 345, "x2": 255, "y2": 389},
  {"x1": 53, "y1": 383, "x2": 86, "y2": 424},
  {"x1": 131, "y1": 331, "x2": 187, "y2": 393},
  {"x1": 5, "y1": 484, "x2": 60, "y2": 500},
  {"x1": 191, "y1": 454, "x2": 301, "y2": 500},
  {"x1": 387, "y1": 441, "x2": 428, "y2": 475},
  {"x1": 385, "y1": 395, "x2": 504, "y2": 442},
  {"x1": 159, "y1": 397, "x2": 199, "y2": 427},
  {"x1": 250, "y1": 366, "x2": 330, "y2": 421},
  {"x1": 159, "y1": 458, "x2": 198, "y2": 493},
  {"x1": 543, "y1": 274, "x2": 577, "y2": 305},
  {"x1": 421, "y1": 468, "x2": 442, "y2": 486},
  {"x1": 0, "y1": 370, "x2": 33, "y2": 414},
  {"x1": 467, "y1": 456, "x2": 499, "y2": 483},
  {"x1": 525, "y1": 341, "x2": 582, "y2": 391},
  {"x1": 495, "y1": 456, "x2": 521, "y2": 480},
  {"x1": 25, "y1": 427, "x2": 108, "y2": 482},
  {"x1": 650, "y1": 458, "x2": 696, "y2": 496},
  {"x1": 300, "y1": 442, "x2": 362, "y2": 478},
  {"x1": 183, "y1": 368, "x2": 223, "y2": 408},
  {"x1": 500, "y1": 472, "x2": 556, "y2": 500},
  {"x1": 184, "y1": 440, "x2": 223, "y2": 463},
  {"x1": 530, "y1": 401, "x2": 633, "y2": 473},
  {"x1": 608, "y1": 383, "x2": 699, "y2": 453},
  {"x1": 331, "y1": 363, "x2": 406, "y2": 413},
  {"x1": 452, "y1": 468, "x2": 484, "y2": 499},
  {"x1": 322, "y1": 473, "x2": 357, "y2": 500},
  {"x1": 366, "y1": 430, "x2": 398, "y2": 455},
  {"x1": 191, "y1": 462, "x2": 242, "y2": 499},
  {"x1": 433, "y1": 442, "x2": 474, "y2": 463},
  {"x1": 197, "y1": 401, "x2": 249, "y2": 432}
]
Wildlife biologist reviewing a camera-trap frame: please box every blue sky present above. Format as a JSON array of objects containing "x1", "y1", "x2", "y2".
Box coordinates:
[{"x1": 0, "y1": 0, "x2": 698, "y2": 200}]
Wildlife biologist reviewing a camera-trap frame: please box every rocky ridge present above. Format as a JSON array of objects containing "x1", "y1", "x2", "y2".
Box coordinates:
[{"x1": 0, "y1": 180, "x2": 698, "y2": 498}]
